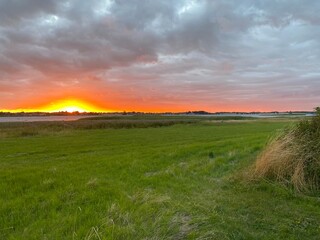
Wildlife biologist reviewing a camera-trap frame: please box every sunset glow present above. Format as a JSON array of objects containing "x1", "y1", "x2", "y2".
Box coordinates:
[
  {"x1": 38, "y1": 99, "x2": 111, "y2": 113},
  {"x1": 1, "y1": 99, "x2": 112, "y2": 113}
]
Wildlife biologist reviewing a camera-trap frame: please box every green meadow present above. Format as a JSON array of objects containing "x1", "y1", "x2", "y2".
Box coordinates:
[{"x1": 0, "y1": 118, "x2": 319, "y2": 239}]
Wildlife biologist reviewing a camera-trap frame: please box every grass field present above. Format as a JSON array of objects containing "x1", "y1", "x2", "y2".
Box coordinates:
[{"x1": 0, "y1": 119, "x2": 319, "y2": 239}]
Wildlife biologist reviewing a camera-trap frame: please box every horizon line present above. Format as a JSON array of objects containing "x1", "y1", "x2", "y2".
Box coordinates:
[{"x1": 0, "y1": 110, "x2": 316, "y2": 114}]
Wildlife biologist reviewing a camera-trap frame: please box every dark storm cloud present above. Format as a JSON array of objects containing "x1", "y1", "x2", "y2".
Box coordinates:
[{"x1": 0, "y1": 0, "x2": 320, "y2": 111}]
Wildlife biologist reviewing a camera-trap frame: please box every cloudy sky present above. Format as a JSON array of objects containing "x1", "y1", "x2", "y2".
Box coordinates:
[{"x1": 0, "y1": 0, "x2": 319, "y2": 112}]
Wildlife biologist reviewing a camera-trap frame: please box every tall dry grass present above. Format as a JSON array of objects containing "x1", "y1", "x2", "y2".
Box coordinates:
[{"x1": 254, "y1": 110, "x2": 320, "y2": 192}]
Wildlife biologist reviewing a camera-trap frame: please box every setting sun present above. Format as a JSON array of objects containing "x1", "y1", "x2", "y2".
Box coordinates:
[
  {"x1": 0, "y1": 99, "x2": 113, "y2": 113},
  {"x1": 54, "y1": 106, "x2": 87, "y2": 113},
  {"x1": 38, "y1": 99, "x2": 110, "y2": 113}
]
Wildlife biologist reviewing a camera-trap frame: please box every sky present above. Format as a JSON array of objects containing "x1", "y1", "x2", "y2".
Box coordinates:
[{"x1": 0, "y1": 0, "x2": 320, "y2": 112}]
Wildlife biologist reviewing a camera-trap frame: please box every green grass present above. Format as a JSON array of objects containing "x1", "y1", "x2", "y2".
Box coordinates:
[{"x1": 0, "y1": 120, "x2": 319, "y2": 239}]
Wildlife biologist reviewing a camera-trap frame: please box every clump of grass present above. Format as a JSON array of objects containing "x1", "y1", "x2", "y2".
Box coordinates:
[
  {"x1": 20, "y1": 129, "x2": 39, "y2": 137},
  {"x1": 208, "y1": 151, "x2": 215, "y2": 159},
  {"x1": 254, "y1": 107, "x2": 320, "y2": 192}
]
